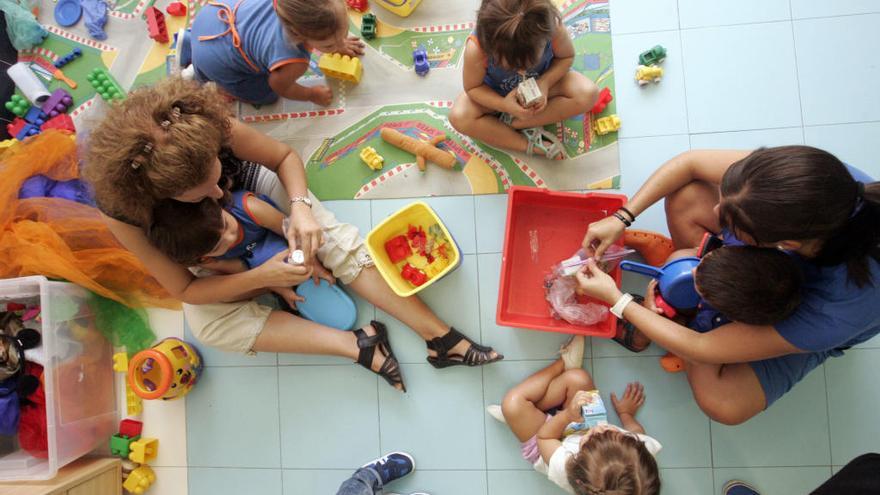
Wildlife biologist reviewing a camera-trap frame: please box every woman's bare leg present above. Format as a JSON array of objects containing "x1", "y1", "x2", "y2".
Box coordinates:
[
  {"x1": 510, "y1": 71, "x2": 598, "y2": 129},
  {"x1": 347, "y1": 266, "x2": 500, "y2": 360},
  {"x1": 664, "y1": 181, "x2": 722, "y2": 248},
  {"x1": 501, "y1": 360, "x2": 595, "y2": 442},
  {"x1": 685, "y1": 360, "x2": 766, "y2": 425}
]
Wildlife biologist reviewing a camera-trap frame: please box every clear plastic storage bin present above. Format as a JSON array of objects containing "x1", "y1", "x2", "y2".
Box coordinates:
[{"x1": 0, "y1": 276, "x2": 117, "y2": 481}]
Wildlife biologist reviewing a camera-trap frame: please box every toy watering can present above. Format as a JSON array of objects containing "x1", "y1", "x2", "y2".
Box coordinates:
[{"x1": 620, "y1": 257, "x2": 701, "y2": 309}]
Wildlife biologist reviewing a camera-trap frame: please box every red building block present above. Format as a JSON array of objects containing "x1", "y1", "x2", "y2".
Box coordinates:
[
  {"x1": 346, "y1": 0, "x2": 368, "y2": 12},
  {"x1": 590, "y1": 87, "x2": 613, "y2": 114},
  {"x1": 384, "y1": 235, "x2": 411, "y2": 263},
  {"x1": 40, "y1": 114, "x2": 76, "y2": 133},
  {"x1": 7, "y1": 117, "x2": 26, "y2": 138},
  {"x1": 119, "y1": 419, "x2": 143, "y2": 439},
  {"x1": 166, "y1": 2, "x2": 186, "y2": 16},
  {"x1": 401, "y1": 263, "x2": 428, "y2": 286},
  {"x1": 145, "y1": 6, "x2": 169, "y2": 43}
]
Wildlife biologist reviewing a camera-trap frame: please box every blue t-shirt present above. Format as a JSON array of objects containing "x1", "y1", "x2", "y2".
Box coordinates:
[
  {"x1": 217, "y1": 191, "x2": 288, "y2": 270},
  {"x1": 191, "y1": 0, "x2": 310, "y2": 103},
  {"x1": 470, "y1": 34, "x2": 556, "y2": 96},
  {"x1": 721, "y1": 164, "x2": 879, "y2": 352}
]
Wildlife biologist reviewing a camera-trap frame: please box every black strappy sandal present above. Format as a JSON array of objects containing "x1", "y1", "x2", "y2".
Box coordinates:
[
  {"x1": 426, "y1": 328, "x2": 504, "y2": 368},
  {"x1": 612, "y1": 295, "x2": 650, "y2": 353},
  {"x1": 354, "y1": 321, "x2": 406, "y2": 392}
]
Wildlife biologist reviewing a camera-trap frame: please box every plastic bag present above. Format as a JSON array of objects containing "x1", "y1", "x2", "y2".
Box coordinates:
[
  {"x1": 544, "y1": 245, "x2": 633, "y2": 326},
  {"x1": 0, "y1": 0, "x2": 48, "y2": 50}
]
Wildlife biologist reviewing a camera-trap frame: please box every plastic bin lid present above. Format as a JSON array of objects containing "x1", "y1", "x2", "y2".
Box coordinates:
[
  {"x1": 295, "y1": 280, "x2": 357, "y2": 330},
  {"x1": 54, "y1": 0, "x2": 83, "y2": 27}
]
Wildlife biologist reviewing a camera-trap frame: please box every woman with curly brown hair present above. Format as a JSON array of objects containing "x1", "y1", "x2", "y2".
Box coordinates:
[{"x1": 83, "y1": 78, "x2": 502, "y2": 391}]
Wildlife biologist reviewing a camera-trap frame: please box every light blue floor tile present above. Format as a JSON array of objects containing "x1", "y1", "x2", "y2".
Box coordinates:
[
  {"x1": 483, "y1": 360, "x2": 557, "y2": 470},
  {"x1": 681, "y1": 23, "x2": 802, "y2": 133},
  {"x1": 278, "y1": 290, "x2": 375, "y2": 365},
  {"x1": 611, "y1": 31, "x2": 689, "y2": 138},
  {"x1": 278, "y1": 365, "x2": 379, "y2": 469},
  {"x1": 371, "y1": 196, "x2": 477, "y2": 254},
  {"x1": 803, "y1": 122, "x2": 880, "y2": 179},
  {"x1": 477, "y1": 253, "x2": 580, "y2": 361},
  {"x1": 794, "y1": 15, "x2": 880, "y2": 125},
  {"x1": 791, "y1": 0, "x2": 880, "y2": 18},
  {"x1": 378, "y1": 364, "x2": 486, "y2": 469},
  {"x1": 608, "y1": 0, "x2": 679, "y2": 34},
  {"x1": 189, "y1": 468, "x2": 282, "y2": 495},
  {"x1": 475, "y1": 194, "x2": 508, "y2": 254},
  {"x1": 321, "y1": 199, "x2": 373, "y2": 235},
  {"x1": 390, "y1": 470, "x2": 488, "y2": 495},
  {"x1": 186, "y1": 367, "x2": 281, "y2": 468},
  {"x1": 376, "y1": 254, "x2": 481, "y2": 364},
  {"x1": 185, "y1": 320, "x2": 278, "y2": 367},
  {"x1": 711, "y1": 365, "x2": 830, "y2": 467},
  {"x1": 660, "y1": 468, "x2": 714, "y2": 494},
  {"x1": 487, "y1": 470, "x2": 564, "y2": 495},
  {"x1": 689, "y1": 127, "x2": 805, "y2": 149},
  {"x1": 712, "y1": 467, "x2": 831, "y2": 495},
  {"x1": 593, "y1": 356, "x2": 712, "y2": 468},
  {"x1": 826, "y1": 349, "x2": 880, "y2": 465},
  {"x1": 617, "y1": 135, "x2": 691, "y2": 236},
  {"x1": 677, "y1": 0, "x2": 789, "y2": 28},
  {"x1": 282, "y1": 470, "x2": 350, "y2": 495}
]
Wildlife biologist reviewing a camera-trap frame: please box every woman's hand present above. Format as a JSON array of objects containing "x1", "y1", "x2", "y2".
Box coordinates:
[
  {"x1": 582, "y1": 215, "x2": 626, "y2": 259},
  {"x1": 610, "y1": 382, "x2": 646, "y2": 417},
  {"x1": 339, "y1": 36, "x2": 366, "y2": 56},
  {"x1": 643, "y1": 280, "x2": 665, "y2": 314},
  {"x1": 286, "y1": 204, "x2": 324, "y2": 265},
  {"x1": 574, "y1": 259, "x2": 622, "y2": 305},
  {"x1": 256, "y1": 251, "x2": 313, "y2": 287}
]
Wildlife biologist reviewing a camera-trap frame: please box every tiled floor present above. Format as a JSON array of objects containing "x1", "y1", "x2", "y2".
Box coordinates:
[{"x1": 155, "y1": 2, "x2": 880, "y2": 494}]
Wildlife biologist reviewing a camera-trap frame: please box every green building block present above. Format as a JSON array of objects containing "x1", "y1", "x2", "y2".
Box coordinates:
[
  {"x1": 109, "y1": 433, "x2": 140, "y2": 457},
  {"x1": 361, "y1": 13, "x2": 377, "y2": 40},
  {"x1": 638, "y1": 45, "x2": 666, "y2": 66},
  {"x1": 4, "y1": 95, "x2": 29, "y2": 117},
  {"x1": 86, "y1": 68, "x2": 127, "y2": 102}
]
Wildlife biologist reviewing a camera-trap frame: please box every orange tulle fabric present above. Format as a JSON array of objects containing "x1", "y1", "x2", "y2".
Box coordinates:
[{"x1": 0, "y1": 131, "x2": 179, "y2": 309}]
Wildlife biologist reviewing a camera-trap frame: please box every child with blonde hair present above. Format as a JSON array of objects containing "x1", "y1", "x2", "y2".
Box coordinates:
[
  {"x1": 189, "y1": 0, "x2": 364, "y2": 105},
  {"x1": 449, "y1": 0, "x2": 599, "y2": 159},
  {"x1": 489, "y1": 351, "x2": 661, "y2": 495}
]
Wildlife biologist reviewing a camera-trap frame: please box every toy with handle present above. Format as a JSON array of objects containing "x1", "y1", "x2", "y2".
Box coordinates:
[
  {"x1": 620, "y1": 257, "x2": 701, "y2": 309},
  {"x1": 380, "y1": 127, "x2": 456, "y2": 171}
]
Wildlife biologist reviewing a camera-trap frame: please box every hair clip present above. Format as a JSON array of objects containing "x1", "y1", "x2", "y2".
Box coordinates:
[
  {"x1": 160, "y1": 120, "x2": 171, "y2": 129},
  {"x1": 143, "y1": 143, "x2": 154, "y2": 154},
  {"x1": 131, "y1": 161, "x2": 141, "y2": 170},
  {"x1": 171, "y1": 106, "x2": 182, "y2": 119}
]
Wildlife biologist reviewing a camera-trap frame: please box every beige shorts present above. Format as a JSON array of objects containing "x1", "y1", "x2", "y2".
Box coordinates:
[{"x1": 184, "y1": 170, "x2": 373, "y2": 354}]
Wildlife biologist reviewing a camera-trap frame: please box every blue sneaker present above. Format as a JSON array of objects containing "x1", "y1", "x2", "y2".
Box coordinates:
[
  {"x1": 361, "y1": 452, "x2": 415, "y2": 486},
  {"x1": 723, "y1": 480, "x2": 760, "y2": 495}
]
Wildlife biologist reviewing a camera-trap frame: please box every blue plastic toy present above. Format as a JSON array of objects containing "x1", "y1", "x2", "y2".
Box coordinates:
[
  {"x1": 620, "y1": 257, "x2": 701, "y2": 309},
  {"x1": 54, "y1": 0, "x2": 82, "y2": 27},
  {"x1": 413, "y1": 46, "x2": 429, "y2": 76},
  {"x1": 295, "y1": 280, "x2": 358, "y2": 330},
  {"x1": 81, "y1": 0, "x2": 108, "y2": 40},
  {"x1": 54, "y1": 48, "x2": 82, "y2": 68}
]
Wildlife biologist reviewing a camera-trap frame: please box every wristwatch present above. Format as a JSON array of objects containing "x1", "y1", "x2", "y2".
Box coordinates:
[{"x1": 290, "y1": 196, "x2": 312, "y2": 208}]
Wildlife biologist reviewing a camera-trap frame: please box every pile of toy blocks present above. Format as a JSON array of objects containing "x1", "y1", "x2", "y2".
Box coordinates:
[
  {"x1": 109, "y1": 418, "x2": 160, "y2": 494},
  {"x1": 4, "y1": 88, "x2": 76, "y2": 141},
  {"x1": 385, "y1": 224, "x2": 452, "y2": 287}
]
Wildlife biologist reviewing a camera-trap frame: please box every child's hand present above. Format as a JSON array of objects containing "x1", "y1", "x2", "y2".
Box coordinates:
[
  {"x1": 530, "y1": 79, "x2": 551, "y2": 113},
  {"x1": 643, "y1": 280, "x2": 665, "y2": 315},
  {"x1": 308, "y1": 85, "x2": 334, "y2": 106},
  {"x1": 311, "y1": 261, "x2": 337, "y2": 286},
  {"x1": 610, "y1": 382, "x2": 645, "y2": 417},
  {"x1": 574, "y1": 259, "x2": 622, "y2": 305},
  {"x1": 339, "y1": 36, "x2": 366, "y2": 56},
  {"x1": 503, "y1": 89, "x2": 536, "y2": 122},
  {"x1": 271, "y1": 286, "x2": 305, "y2": 309},
  {"x1": 564, "y1": 390, "x2": 593, "y2": 421}
]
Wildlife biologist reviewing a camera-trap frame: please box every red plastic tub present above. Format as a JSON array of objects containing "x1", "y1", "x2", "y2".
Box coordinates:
[{"x1": 496, "y1": 186, "x2": 627, "y2": 337}]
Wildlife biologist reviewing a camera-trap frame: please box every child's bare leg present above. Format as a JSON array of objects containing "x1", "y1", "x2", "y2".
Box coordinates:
[
  {"x1": 449, "y1": 92, "x2": 532, "y2": 153},
  {"x1": 501, "y1": 360, "x2": 595, "y2": 442},
  {"x1": 511, "y1": 72, "x2": 598, "y2": 129}
]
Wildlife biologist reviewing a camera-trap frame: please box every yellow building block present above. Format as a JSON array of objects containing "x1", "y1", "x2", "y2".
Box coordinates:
[
  {"x1": 374, "y1": 0, "x2": 421, "y2": 17},
  {"x1": 318, "y1": 53, "x2": 363, "y2": 83},
  {"x1": 112, "y1": 352, "x2": 129, "y2": 372},
  {"x1": 129, "y1": 437, "x2": 159, "y2": 464},
  {"x1": 126, "y1": 386, "x2": 143, "y2": 416},
  {"x1": 424, "y1": 256, "x2": 449, "y2": 278},
  {"x1": 123, "y1": 465, "x2": 156, "y2": 494}
]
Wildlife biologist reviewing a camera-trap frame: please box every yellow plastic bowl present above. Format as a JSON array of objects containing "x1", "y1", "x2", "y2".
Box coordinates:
[{"x1": 366, "y1": 202, "x2": 461, "y2": 297}]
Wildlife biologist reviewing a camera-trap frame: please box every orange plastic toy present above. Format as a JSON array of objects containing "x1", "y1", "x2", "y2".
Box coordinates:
[{"x1": 128, "y1": 338, "x2": 203, "y2": 401}]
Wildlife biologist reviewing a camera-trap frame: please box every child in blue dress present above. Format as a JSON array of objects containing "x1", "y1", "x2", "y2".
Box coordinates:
[
  {"x1": 448, "y1": 0, "x2": 599, "y2": 159},
  {"x1": 189, "y1": 0, "x2": 364, "y2": 105}
]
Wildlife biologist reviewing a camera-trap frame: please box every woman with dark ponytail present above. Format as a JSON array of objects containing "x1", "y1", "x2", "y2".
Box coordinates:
[
  {"x1": 448, "y1": 0, "x2": 599, "y2": 159},
  {"x1": 576, "y1": 145, "x2": 879, "y2": 424}
]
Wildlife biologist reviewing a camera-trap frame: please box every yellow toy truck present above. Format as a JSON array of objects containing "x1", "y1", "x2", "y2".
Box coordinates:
[
  {"x1": 360, "y1": 146, "x2": 384, "y2": 170},
  {"x1": 593, "y1": 114, "x2": 621, "y2": 135},
  {"x1": 635, "y1": 65, "x2": 663, "y2": 86}
]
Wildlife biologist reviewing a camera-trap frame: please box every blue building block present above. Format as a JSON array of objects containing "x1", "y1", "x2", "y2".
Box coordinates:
[
  {"x1": 23, "y1": 107, "x2": 47, "y2": 126},
  {"x1": 15, "y1": 124, "x2": 41, "y2": 140}
]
